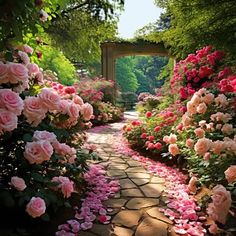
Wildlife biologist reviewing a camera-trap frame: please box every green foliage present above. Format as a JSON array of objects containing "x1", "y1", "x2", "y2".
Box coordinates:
[{"x1": 37, "y1": 44, "x2": 77, "y2": 85}]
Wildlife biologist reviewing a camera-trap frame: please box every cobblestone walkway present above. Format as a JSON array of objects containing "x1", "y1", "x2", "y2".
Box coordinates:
[{"x1": 80, "y1": 112, "x2": 178, "y2": 236}]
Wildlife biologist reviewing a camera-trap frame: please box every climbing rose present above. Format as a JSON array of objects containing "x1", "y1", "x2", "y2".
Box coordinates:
[
  {"x1": 26, "y1": 197, "x2": 46, "y2": 218},
  {"x1": 207, "y1": 185, "x2": 231, "y2": 224},
  {"x1": 24, "y1": 140, "x2": 53, "y2": 164},
  {"x1": 224, "y1": 166, "x2": 236, "y2": 184},
  {"x1": 11, "y1": 176, "x2": 26, "y2": 191}
]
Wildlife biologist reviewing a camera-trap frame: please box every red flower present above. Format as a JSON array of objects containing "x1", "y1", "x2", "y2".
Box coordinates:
[
  {"x1": 146, "y1": 111, "x2": 152, "y2": 118},
  {"x1": 199, "y1": 66, "x2": 213, "y2": 78},
  {"x1": 154, "y1": 126, "x2": 161, "y2": 132},
  {"x1": 154, "y1": 142, "x2": 162, "y2": 149},
  {"x1": 148, "y1": 136, "x2": 155, "y2": 142},
  {"x1": 140, "y1": 133, "x2": 147, "y2": 139}
]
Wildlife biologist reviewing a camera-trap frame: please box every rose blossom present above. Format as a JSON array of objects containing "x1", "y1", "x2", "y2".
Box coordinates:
[
  {"x1": 187, "y1": 101, "x2": 197, "y2": 115},
  {"x1": 215, "y1": 94, "x2": 229, "y2": 107},
  {"x1": 27, "y1": 63, "x2": 40, "y2": 76},
  {"x1": 203, "y1": 152, "x2": 211, "y2": 161},
  {"x1": 24, "y1": 140, "x2": 53, "y2": 164},
  {"x1": 168, "y1": 133, "x2": 177, "y2": 144},
  {"x1": 0, "y1": 89, "x2": 24, "y2": 115},
  {"x1": 23, "y1": 96, "x2": 47, "y2": 126},
  {"x1": 212, "y1": 141, "x2": 224, "y2": 154},
  {"x1": 186, "y1": 138, "x2": 194, "y2": 148},
  {"x1": 194, "y1": 128, "x2": 205, "y2": 138},
  {"x1": 73, "y1": 95, "x2": 84, "y2": 105},
  {"x1": 0, "y1": 109, "x2": 18, "y2": 133},
  {"x1": 81, "y1": 103, "x2": 93, "y2": 121},
  {"x1": 33, "y1": 130, "x2": 57, "y2": 143},
  {"x1": 38, "y1": 88, "x2": 60, "y2": 111},
  {"x1": 224, "y1": 165, "x2": 236, "y2": 184},
  {"x1": 207, "y1": 185, "x2": 231, "y2": 224},
  {"x1": 26, "y1": 197, "x2": 46, "y2": 218},
  {"x1": 8, "y1": 62, "x2": 29, "y2": 84},
  {"x1": 39, "y1": 9, "x2": 49, "y2": 22},
  {"x1": 182, "y1": 114, "x2": 192, "y2": 127},
  {"x1": 221, "y1": 124, "x2": 233, "y2": 135},
  {"x1": 190, "y1": 94, "x2": 201, "y2": 104},
  {"x1": 52, "y1": 176, "x2": 74, "y2": 198},
  {"x1": 22, "y1": 45, "x2": 33, "y2": 54},
  {"x1": 11, "y1": 176, "x2": 26, "y2": 191},
  {"x1": 202, "y1": 93, "x2": 214, "y2": 104},
  {"x1": 0, "y1": 62, "x2": 9, "y2": 84},
  {"x1": 197, "y1": 102, "x2": 207, "y2": 114},
  {"x1": 194, "y1": 138, "x2": 212, "y2": 156},
  {"x1": 199, "y1": 120, "x2": 206, "y2": 127},
  {"x1": 163, "y1": 135, "x2": 169, "y2": 143},
  {"x1": 18, "y1": 51, "x2": 30, "y2": 65},
  {"x1": 67, "y1": 102, "x2": 80, "y2": 119},
  {"x1": 168, "y1": 144, "x2": 180, "y2": 156},
  {"x1": 208, "y1": 222, "x2": 219, "y2": 235}
]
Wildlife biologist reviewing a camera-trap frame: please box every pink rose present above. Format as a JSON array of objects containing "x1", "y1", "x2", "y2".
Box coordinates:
[
  {"x1": 0, "y1": 63, "x2": 9, "y2": 84},
  {"x1": 33, "y1": 130, "x2": 57, "y2": 143},
  {"x1": 24, "y1": 140, "x2": 53, "y2": 164},
  {"x1": 187, "y1": 101, "x2": 197, "y2": 115},
  {"x1": 215, "y1": 94, "x2": 229, "y2": 107},
  {"x1": 199, "y1": 120, "x2": 206, "y2": 127},
  {"x1": 221, "y1": 124, "x2": 233, "y2": 135},
  {"x1": 38, "y1": 88, "x2": 60, "y2": 111},
  {"x1": 203, "y1": 152, "x2": 211, "y2": 161},
  {"x1": 11, "y1": 176, "x2": 26, "y2": 191},
  {"x1": 81, "y1": 103, "x2": 93, "y2": 121},
  {"x1": 13, "y1": 79, "x2": 29, "y2": 94},
  {"x1": 207, "y1": 185, "x2": 231, "y2": 224},
  {"x1": 0, "y1": 89, "x2": 24, "y2": 115},
  {"x1": 8, "y1": 62, "x2": 28, "y2": 84},
  {"x1": 163, "y1": 135, "x2": 169, "y2": 143},
  {"x1": 23, "y1": 97, "x2": 47, "y2": 126},
  {"x1": 35, "y1": 72, "x2": 44, "y2": 84},
  {"x1": 182, "y1": 114, "x2": 192, "y2": 127},
  {"x1": 194, "y1": 138, "x2": 212, "y2": 156},
  {"x1": 202, "y1": 93, "x2": 214, "y2": 104},
  {"x1": 224, "y1": 165, "x2": 236, "y2": 184},
  {"x1": 212, "y1": 140, "x2": 224, "y2": 154},
  {"x1": 197, "y1": 102, "x2": 207, "y2": 114},
  {"x1": 22, "y1": 45, "x2": 33, "y2": 54},
  {"x1": 186, "y1": 138, "x2": 194, "y2": 148},
  {"x1": 39, "y1": 9, "x2": 49, "y2": 22},
  {"x1": 67, "y1": 102, "x2": 80, "y2": 119},
  {"x1": 18, "y1": 51, "x2": 30, "y2": 65},
  {"x1": 26, "y1": 197, "x2": 46, "y2": 218},
  {"x1": 73, "y1": 95, "x2": 84, "y2": 105},
  {"x1": 168, "y1": 144, "x2": 180, "y2": 156},
  {"x1": 168, "y1": 133, "x2": 177, "y2": 144},
  {"x1": 194, "y1": 128, "x2": 205, "y2": 138},
  {"x1": 190, "y1": 94, "x2": 201, "y2": 104},
  {"x1": 188, "y1": 176, "x2": 198, "y2": 193},
  {"x1": 208, "y1": 222, "x2": 219, "y2": 235},
  {"x1": 52, "y1": 176, "x2": 74, "y2": 198},
  {"x1": 27, "y1": 63, "x2": 40, "y2": 76},
  {"x1": 0, "y1": 109, "x2": 18, "y2": 133}
]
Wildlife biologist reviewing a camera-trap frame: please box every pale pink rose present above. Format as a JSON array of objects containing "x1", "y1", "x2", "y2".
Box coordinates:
[
  {"x1": 0, "y1": 109, "x2": 18, "y2": 133},
  {"x1": 216, "y1": 124, "x2": 222, "y2": 130},
  {"x1": 168, "y1": 133, "x2": 177, "y2": 144},
  {"x1": 26, "y1": 197, "x2": 46, "y2": 218},
  {"x1": 221, "y1": 124, "x2": 233, "y2": 135},
  {"x1": 207, "y1": 185, "x2": 231, "y2": 224},
  {"x1": 58, "y1": 100, "x2": 70, "y2": 114},
  {"x1": 199, "y1": 120, "x2": 206, "y2": 127},
  {"x1": 197, "y1": 102, "x2": 207, "y2": 114},
  {"x1": 187, "y1": 101, "x2": 197, "y2": 115},
  {"x1": 11, "y1": 176, "x2": 26, "y2": 191},
  {"x1": 188, "y1": 176, "x2": 198, "y2": 193},
  {"x1": 52, "y1": 176, "x2": 74, "y2": 198},
  {"x1": 81, "y1": 103, "x2": 93, "y2": 121},
  {"x1": 224, "y1": 165, "x2": 236, "y2": 184},
  {"x1": 168, "y1": 144, "x2": 180, "y2": 156},
  {"x1": 211, "y1": 112, "x2": 232, "y2": 123},
  {"x1": 24, "y1": 140, "x2": 53, "y2": 164},
  {"x1": 215, "y1": 94, "x2": 229, "y2": 107},
  {"x1": 203, "y1": 152, "x2": 211, "y2": 161},
  {"x1": 67, "y1": 102, "x2": 80, "y2": 119},
  {"x1": 190, "y1": 94, "x2": 201, "y2": 105},
  {"x1": 27, "y1": 63, "x2": 40, "y2": 76},
  {"x1": 206, "y1": 122, "x2": 215, "y2": 131},
  {"x1": 197, "y1": 88, "x2": 207, "y2": 96},
  {"x1": 0, "y1": 63, "x2": 9, "y2": 84},
  {"x1": 38, "y1": 88, "x2": 60, "y2": 111},
  {"x1": 13, "y1": 79, "x2": 29, "y2": 93},
  {"x1": 35, "y1": 72, "x2": 44, "y2": 84},
  {"x1": 194, "y1": 138, "x2": 212, "y2": 156},
  {"x1": 39, "y1": 9, "x2": 49, "y2": 22},
  {"x1": 186, "y1": 138, "x2": 194, "y2": 148},
  {"x1": 23, "y1": 97, "x2": 47, "y2": 126},
  {"x1": 73, "y1": 95, "x2": 84, "y2": 105},
  {"x1": 18, "y1": 51, "x2": 30, "y2": 65},
  {"x1": 208, "y1": 222, "x2": 219, "y2": 235},
  {"x1": 8, "y1": 62, "x2": 28, "y2": 84},
  {"x1": 202, "y1": 93, "x2": 214, "y2": 104},
  {"x1": 182, "y1": 114, "x2": 192, "y2": 127},
  {"x1": 163, "y1": 135, "x2": 169, "y2": 143},
  {"x1": 33, "y1": 130, "x2": 57, "y2": 143},
  {"x1": 68, "y1": 155, "x2": 77, "y2": 164},
  {"x1": 194, "y1": 128, "x2": 205, "y2": 138},
  {"x1": 212, "y1": 141, "x2": 225, "y2": 154},
  {"x1": 22, "y1": 45, "x2": 33, "y2": 54},
  {"x1": 0, "y1": 89, "x2": 24, "y2": 115}
]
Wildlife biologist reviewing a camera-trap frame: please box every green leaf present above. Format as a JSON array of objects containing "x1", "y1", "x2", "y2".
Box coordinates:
[{"x1": 23, "y1": 133, "x2": 33, "y2": 142}]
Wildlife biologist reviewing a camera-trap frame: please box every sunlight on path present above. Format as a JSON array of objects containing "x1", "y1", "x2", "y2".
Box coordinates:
[{"x1": 82, "y1": 111, "x2": 179, "y2": 236}]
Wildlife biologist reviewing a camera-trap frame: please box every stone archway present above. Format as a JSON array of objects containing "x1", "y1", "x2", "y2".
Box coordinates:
[{"x1": 101, "y1": 41, "x2": 170, "y2": 82}]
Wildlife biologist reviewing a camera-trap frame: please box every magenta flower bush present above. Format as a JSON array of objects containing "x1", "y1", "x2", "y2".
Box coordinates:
[{"x1": 0, "y1": 45, "x2": 95, "y2": 221}]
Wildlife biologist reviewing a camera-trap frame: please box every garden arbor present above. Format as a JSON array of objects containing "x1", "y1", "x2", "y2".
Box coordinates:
[{"x1": 101, "y1": 41, "x2": 170, "y2": 82}]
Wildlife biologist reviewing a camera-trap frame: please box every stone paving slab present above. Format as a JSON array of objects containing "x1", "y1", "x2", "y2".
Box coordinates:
[{"x1": 85, "y1": 119, "x2": 178, "y2": 236}]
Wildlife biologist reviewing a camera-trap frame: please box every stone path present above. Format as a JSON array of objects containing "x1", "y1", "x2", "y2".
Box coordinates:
[{"x1": 80, "y1": 112, "x2": 178, "y2": 236}]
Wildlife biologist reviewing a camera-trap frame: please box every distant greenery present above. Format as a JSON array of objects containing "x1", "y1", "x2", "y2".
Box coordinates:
[{"x1": 115, "y1": 56, "x2": 168, "y2": 94}]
